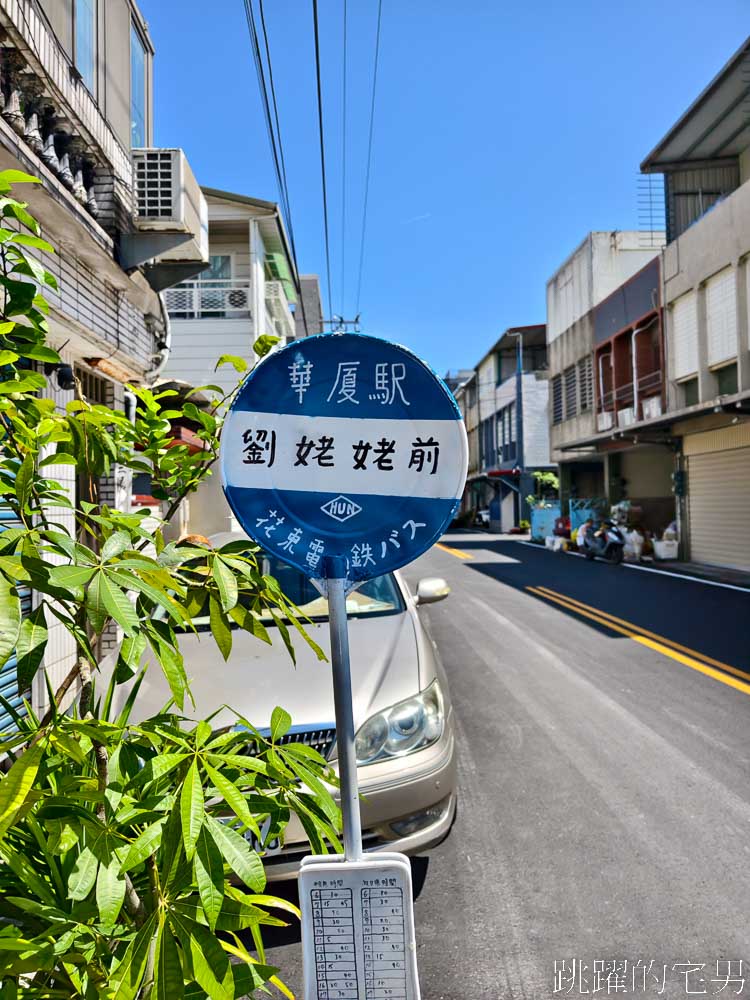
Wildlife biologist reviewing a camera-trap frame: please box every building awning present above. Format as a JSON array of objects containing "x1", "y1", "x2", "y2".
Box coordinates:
[
  {"x1": 466, "y1": 470, "x2": 522, "y2": 493},
  {"x1": 641, "y1": 37, "x2": 750, "y2": 170},
  {"x1": 560, "y1": 391, "x2": 750, "y2": 451}
]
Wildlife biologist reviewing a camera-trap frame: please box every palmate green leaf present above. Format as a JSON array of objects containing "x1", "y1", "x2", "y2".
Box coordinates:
[
  {"x1": 209, "y1": 594, "x2": 232, "y2": 660},
  {"x1": 270, "y1": 706, "x2": 292, "y2": 742},
  {"x1": 180, "y1": 760, "x2": 204, "y2": 860},
  {"x1": 47, "y1": 564, "x2": 96, "y2": 590},
  {"x1": 110, "y1": 910, "x2": 157, "y2": 1000},
  {"x1": 45, "y1": 816, "x2": 80, "y2": 855},
  {"x1": 227, "y1": 602, "x2": 271, "y2": 645},
  {"x1": 204, "y1": 815, "x2": 265, "y2": 892},
  {"x1": 98, "y1": 571, "x2": 139, "y2": 637},
  {"x1": 67, "y1": 845, "x2": 98, "y2": 900},
  {"x1": 119, "y1": 816, "x2": 168, "y2": 872},
  {"x1": 101, "y1": 530, "x2": 132, "y2": 562},
  {"x1": 0, "y1": 349, "x2": 18, "y2": 365},
  {"x1": 85, "y1": 569, "x2": 109, "y2": 635},
  {"x1": 0, "y1": 573, "x2": 21, "y2": 670},
  {"x1": 96, "y1": 856, "x2": 126, "y2": 926},
  {"x1": 154, "y1": 919, "x2": 184, "y2": 1000},
  {"x1": 202, "y1": 761, "x2": 260, "y2": 840},
  {"x1": 194, "y1": 827, "x2": 224, "y2": 931},
  {"x1": 15, "y1": 604, "x2": 47, "y2": 690},
  {"x1": 15, "y1": 453, "x2": 33, "y2": 511},
  {"x1": 147, "y1": 630, "x2": 189, "y2": 711},
  {"x1": 0, "y1": 741, "x2": 44, "y2": 842},
  {"x1": 212, "y1": 557, "x2": 238, "y2": 612},
  {"x1": 129, "y1": 752, "x2": 189, "y2": 789},
  {"x1": 171, "y1": 913, "x2": 234, "y2": 1000}
]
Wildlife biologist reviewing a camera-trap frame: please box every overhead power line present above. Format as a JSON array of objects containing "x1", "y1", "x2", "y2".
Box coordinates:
[
  {"x1": 355, "y1": 0, "x2": 383, "y2": 317},
  {"x1": 312, "y1": 0, "x2": 334, "y2": 323},
  {"x1": 242, "y1": 0, "x2": 311, "y2": 336},
  {"x1": 340, "y1": 0, "x2": 348, "y2": 317}
]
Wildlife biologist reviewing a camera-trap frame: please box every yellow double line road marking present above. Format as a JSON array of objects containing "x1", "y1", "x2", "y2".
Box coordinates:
[
  {"x1": 527, "y1": 585, "x2": 750, "y2": 697},
  {"x1": 435, "y1": 542, "x2": 474, "y2": 560}
]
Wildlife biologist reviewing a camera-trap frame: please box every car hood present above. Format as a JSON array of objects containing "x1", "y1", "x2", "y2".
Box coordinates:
[{"x1": 116, "y1": 610, "x2": 423, "y2": 733}]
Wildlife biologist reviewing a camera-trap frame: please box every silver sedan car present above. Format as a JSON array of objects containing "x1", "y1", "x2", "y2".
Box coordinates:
[{"x1": 120, "y1": 532, "x2": 457, "y2": 880}]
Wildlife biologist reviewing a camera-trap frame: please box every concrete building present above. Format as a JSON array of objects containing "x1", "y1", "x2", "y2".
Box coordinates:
[
  {"x1": 0, "y1": 0, "x2": 207, "y2": 731},
  {"x1": 162, "y1": 187, "x2": 302, "y2": 538},
  {"x1": 546, "y1": 231, "x2": 665, "y2": 508},
  {"x1": 464, "y1": 325, "x2": 552, "y2": 530},
  {"x1": 550, "y1": 37, "x2": 750, "y2": 571},
  {"x1": 454, "y1": 372, "x2": 479, "y2": 518},
  {"x1": 164, "y1": 187, "x2": 298, "y2": 395},
  {"x1": 637, "y1": 37, "x2": 750, "y2": 569}
]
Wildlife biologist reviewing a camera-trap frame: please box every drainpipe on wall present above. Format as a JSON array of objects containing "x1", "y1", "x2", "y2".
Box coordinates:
[
  {"x1": 631, "y1": 317, "x2": 657, "y2": 421},
  {"x1": 143, "y1": 292, "x2": 172, "y2": 386},
  {"x1": 598, "y1": 352, "x2": 608, "y2": 424}
]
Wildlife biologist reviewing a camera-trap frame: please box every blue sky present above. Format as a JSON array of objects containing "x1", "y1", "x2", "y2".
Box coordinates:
[{"x1": 139, "y1": 0, "x2": 749, "y2": 374}]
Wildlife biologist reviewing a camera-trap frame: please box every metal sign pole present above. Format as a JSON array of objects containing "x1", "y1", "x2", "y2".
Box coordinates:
[{"x1": 325, "y1": 557, "x2": 363, "y2": 862}]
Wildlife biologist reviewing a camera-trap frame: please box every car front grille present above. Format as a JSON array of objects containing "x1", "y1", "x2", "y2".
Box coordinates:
[
  {"x1": 239, "y1": 725, "x2": 336, "y2": 761},
  {"x1": 277, "y1": 727, "x2": 336, "y2": 760}
]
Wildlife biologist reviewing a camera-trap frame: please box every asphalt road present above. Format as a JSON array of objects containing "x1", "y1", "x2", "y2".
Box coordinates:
[{"x1": 261, "y1": 533, "x2": 750, "y2": 999}]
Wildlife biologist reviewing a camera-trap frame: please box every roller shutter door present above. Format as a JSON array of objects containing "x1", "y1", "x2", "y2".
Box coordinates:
[
  {"x1": 687, "y1": 447, "x2": 750, "y2": 570},
  {"x1": 0, "y1": 500, "x2": 30, "y2": 733}
]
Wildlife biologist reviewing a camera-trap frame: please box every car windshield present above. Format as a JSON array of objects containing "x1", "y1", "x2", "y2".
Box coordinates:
[
  {"x1": 260, "y1": 556, "x2": 404, "y2": 620},
  {"x1": 180, "y1": 556, "x2": 405, "y2": 631}
]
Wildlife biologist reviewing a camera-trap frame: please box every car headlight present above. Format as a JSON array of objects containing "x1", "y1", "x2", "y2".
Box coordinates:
[{"x1": 354, "y1": 680, "x2": 445, "y2": 766}]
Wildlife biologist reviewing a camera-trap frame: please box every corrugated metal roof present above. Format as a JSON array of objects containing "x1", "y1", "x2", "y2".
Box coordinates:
[{"x1": 641, "y1": 36, "x2": 750, "y2": 171}]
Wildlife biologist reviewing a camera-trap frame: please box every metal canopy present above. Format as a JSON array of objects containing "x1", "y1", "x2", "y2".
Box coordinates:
[{"x1": 641, "y1": 37, "x2": 750, "y2": 171}]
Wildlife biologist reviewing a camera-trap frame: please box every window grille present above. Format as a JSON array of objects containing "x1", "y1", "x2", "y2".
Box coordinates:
[
  {"x1": 75, "y1": 366, "x2": 110, "y2": 406},
  {"x1": 563, "y1": 365, "x2": 577, "y2": 419},
  {"x1": 578, "y1": 357, "x2": 593, "y2": 412},
  {"x1": 552, "y1": 375, "x2": 563, "y2": 425}
]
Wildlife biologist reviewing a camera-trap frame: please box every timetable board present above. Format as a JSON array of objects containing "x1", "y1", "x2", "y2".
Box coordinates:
[{"x1": 300, "y1": 853, "x2": 421, "y2": 1000}]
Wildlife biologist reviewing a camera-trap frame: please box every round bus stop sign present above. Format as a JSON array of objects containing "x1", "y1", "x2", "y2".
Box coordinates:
[{"x1": 220, "y1": 333, "x2": 468, "y2": 587}]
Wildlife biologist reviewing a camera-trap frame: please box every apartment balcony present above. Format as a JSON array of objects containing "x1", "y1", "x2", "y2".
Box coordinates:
[
  {"x1": 165, "y1": 279, "x2": 252, "y2": 319},
  {"x1": 596, "y1": 369, "x2": 664, "y2": 430}
]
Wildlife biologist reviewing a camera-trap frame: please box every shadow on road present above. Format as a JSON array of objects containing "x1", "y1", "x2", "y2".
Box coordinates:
[{"x1": 435, "y1": 535, "x2": 750, "y2": 672}]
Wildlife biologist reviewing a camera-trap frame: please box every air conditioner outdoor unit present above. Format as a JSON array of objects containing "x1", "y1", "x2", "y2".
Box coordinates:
[{"x1": 132, "y1": 148, "x2": 208, "y2": 264}]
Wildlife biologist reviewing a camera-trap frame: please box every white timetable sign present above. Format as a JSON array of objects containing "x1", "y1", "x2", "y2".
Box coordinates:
[{"x1": 300, "y1": 853, "x2": 421, "y2": 1000}]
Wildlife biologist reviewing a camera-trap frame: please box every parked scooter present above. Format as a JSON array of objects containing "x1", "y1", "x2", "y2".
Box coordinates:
[{"x1": 582, "y1": 519, "x2": 626, "y2": 565}]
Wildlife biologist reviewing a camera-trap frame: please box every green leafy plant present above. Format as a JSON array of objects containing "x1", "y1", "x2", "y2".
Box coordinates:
[
  {"x1": 525, "y1": 470, "x2": 560, "y2": 508},
  {"x1": 0, "y1": 172, "x2": 339, "y2": 997}
]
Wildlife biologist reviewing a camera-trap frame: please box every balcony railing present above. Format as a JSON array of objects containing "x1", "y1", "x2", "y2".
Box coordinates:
[
  {"x1": 637, "y1": 370, "x2": 662, "y2": 396},
  {"x1": 164, "y1": 280, "x2": 252, "y2": 319}
]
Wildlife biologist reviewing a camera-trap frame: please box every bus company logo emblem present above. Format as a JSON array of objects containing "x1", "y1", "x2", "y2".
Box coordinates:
[{"x1": 321, "y1": 495, "x2": 362, "y2": 523}]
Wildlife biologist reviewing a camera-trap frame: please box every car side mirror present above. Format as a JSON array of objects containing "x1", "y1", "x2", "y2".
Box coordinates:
[{"x1": 416, "y1": 578, "x2": 450, "y2": 605}]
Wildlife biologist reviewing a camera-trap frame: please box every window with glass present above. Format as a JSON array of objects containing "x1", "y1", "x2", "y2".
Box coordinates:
[
  {"x1": 75, "y1": 0, "x2": 96, "y2": 92},
  {"x1": 130, "y1": 24, "x2": 147, "y2": 148}
]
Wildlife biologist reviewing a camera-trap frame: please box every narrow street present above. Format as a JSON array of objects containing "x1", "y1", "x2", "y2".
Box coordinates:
[{"x1": 265, "y1": 533, "x2": 750, "y2": 999}]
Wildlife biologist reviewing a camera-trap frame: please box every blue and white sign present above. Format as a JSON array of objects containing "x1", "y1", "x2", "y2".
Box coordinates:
[{"x1": 220, "y1": 333, "x2": 468, "y2": 585}]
